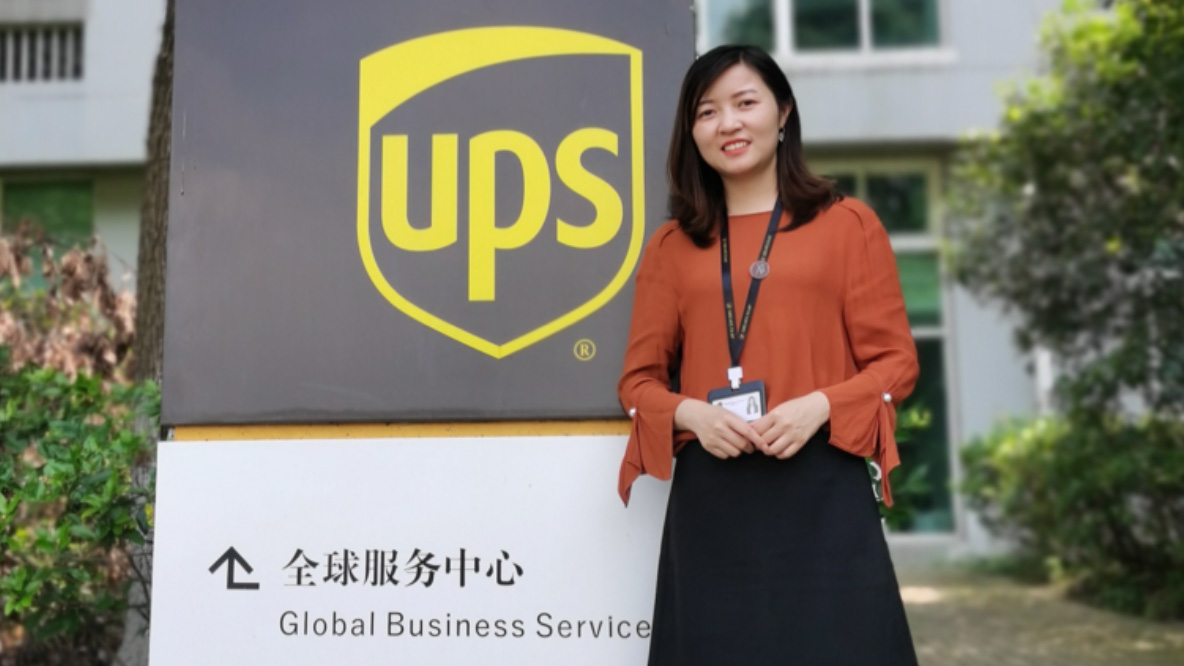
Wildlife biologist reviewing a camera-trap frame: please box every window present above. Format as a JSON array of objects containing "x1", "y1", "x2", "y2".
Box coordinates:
[
  {"x1": 896, "y1": 254, "x2": 941, "y2": 327},
  {"x1": 1, "y1": 179, "x2": 94, "y2": 289},
  {"x1": 909, "y1": 338, "x2": 952, "y2": 532},
  {"x1": 2, "y1": 180, "x2": 93, "y2": 243},
  {"x1": 871, "y1": 0, "x2": 942, "y2": 48},
  {"x1": 0, "y1": 23, "x2": 84, "y2": 83},
  {"x1": 866, "y1": 173, "x2": 927, "y2": 233},
  {"x1": 699, "y1": 0, "x2": 948, "y2": 64},
  {"x1": 825, "y1": 159, "x2": 954, "y2": 533},
  {"x1": 793, "y1": 0, "x2": 860, "y2": 50},
  {"x1": 706, "y1": 0, "x2": 776, "y2": 52},
  {"x1": 794, "y1": 0, "x2": 940, "y2": 51}
]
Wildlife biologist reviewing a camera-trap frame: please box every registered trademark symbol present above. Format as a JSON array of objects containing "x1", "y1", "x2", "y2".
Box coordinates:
[{"x1": 574, "y1": 339, "x2": 597, "y2": 361}]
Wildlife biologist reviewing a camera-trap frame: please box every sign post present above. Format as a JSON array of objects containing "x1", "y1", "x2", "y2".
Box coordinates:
[{"x1": 149, "y1": 1, "x2": 692, "y2": 663}]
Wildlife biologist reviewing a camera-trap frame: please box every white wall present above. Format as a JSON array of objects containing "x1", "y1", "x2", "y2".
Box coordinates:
[
  {"x1": 0, "y1": 0, "x2": 167, "y2": 168},
  {"x1": 0, "y1": 0, "x2": 87, "y2": 22},
  {"x1": 94, "y1": 169, "x2": 142, "y2": 292},
  {"x1": 945, "y1": 285, "x2": 1037, "y2": 557}
]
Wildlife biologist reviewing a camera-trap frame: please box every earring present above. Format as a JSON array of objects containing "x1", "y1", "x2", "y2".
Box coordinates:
[{"x1": 778, "y1": 128, "x2": 785, "y2": 143}]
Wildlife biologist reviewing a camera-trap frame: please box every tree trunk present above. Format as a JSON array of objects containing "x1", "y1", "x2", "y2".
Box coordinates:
[
  {"x1": 132, "y1": 0, "x2": 174, "y2": 385},
  {"x1": 119, "y1": 2, "x2": 173, "y2": 664}
]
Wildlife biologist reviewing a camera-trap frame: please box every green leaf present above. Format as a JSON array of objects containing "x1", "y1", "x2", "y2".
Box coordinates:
[{"x1": 68, "y1": 524, "x2": 97, "y2": 540}]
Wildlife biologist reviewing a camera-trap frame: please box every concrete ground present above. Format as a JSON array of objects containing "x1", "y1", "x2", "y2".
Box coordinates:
[{"x1": 899, "y1": 568, "x2": 1184, "y2": 666}]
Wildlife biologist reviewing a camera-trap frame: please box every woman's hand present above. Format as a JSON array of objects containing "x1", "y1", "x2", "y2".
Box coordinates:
[
  {"x1": 751, "y1": 391, "x2": 830, "y2": 460},
  {"x1": 674, "y1": 399, "x2": 769, "y2": 459}
]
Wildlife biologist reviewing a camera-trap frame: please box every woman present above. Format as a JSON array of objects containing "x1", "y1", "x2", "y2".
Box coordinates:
[{"x1": 617, "y1": 45, "x2": 921, "y2": 665}]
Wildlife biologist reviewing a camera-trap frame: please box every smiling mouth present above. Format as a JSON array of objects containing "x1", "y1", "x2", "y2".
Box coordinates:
[{"x1": 722, "y1": 140, "x2": 750, "y2": 153}]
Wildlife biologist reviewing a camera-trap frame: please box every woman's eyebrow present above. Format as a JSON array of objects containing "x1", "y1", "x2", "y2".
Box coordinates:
[{"x1": 698, "y1": 88, "x2": 758, "y2": 107}]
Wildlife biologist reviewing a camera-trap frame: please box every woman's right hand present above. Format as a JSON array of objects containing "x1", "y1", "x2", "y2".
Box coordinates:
[{"x1": 674, "y1": 399, "x2": 769, "y2": 459}]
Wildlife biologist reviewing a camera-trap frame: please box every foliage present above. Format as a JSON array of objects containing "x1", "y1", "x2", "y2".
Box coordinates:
[
  {"x1": 947, "y1": 0, "x2": 1184, "y2": 416},
  {"x1": 960, "y1": 413, "x2": 1184, "y2": 619},
  {"x1": 0, "y1": 222, "x2": 155, "y2": 664},
  {"x1": 950, "y1": 0, "x2": 1184, "y2": 618},
  {"x1": 0, "y1": 358, "x2": 158, "y2": 642},
  {"x1": 0, "y1": 221, "x2": 136, "y2": 382},
  {"x1": 962, "y1": 552, "x2": 1054, "y2": 586}
]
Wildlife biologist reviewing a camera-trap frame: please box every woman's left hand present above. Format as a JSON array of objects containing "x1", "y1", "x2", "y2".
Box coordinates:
[{"x1": 751, "y1": 391, "x2": 831, "y2": 460}]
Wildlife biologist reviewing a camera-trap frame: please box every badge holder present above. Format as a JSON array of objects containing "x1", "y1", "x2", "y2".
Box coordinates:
[
  {"x1": 707, "y1": 381, "x2": 767, "y2": 423},
  {"x1": 707, "y1": 367, "x2": 767, "y2": 423},
  {"x1": 710, "y1": 202, "x2": 781, "y2": 425}
]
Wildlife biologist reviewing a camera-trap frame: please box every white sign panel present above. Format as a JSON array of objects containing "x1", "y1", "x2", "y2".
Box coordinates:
[{"x1": 148, "y1": 436, "x2": 668, "y2": 665}]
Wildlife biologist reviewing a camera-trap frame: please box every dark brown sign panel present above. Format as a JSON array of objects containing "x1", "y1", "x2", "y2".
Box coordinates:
[{"x1": 162, "y1": 0, "x2": 693, "y2": 424}]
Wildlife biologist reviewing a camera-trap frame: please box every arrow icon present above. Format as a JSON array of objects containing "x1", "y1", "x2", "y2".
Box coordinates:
[{"x1": 209, "y1": 546, "x2": 260, "y2": 590}]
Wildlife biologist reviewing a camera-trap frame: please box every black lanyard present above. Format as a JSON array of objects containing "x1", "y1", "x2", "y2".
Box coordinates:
[{"x1": 720, "y1": 200, "x2": 782, "y2": 387}]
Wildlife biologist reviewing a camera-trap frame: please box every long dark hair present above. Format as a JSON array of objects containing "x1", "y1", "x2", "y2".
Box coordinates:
[{"x1": 667, "y1": 45, "x2": 842, "y2": 247}]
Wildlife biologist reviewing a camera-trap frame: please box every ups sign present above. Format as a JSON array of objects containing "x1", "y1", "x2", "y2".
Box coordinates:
[
  {"x1": 357, "y1": 27, "x2": 645, "y2": 359},
  {"x1": 162, "y1": 0, "x2": 691, "y2": 424}
]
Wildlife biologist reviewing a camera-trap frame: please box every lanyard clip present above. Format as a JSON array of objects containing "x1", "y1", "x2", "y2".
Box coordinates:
[{"x1": 728, "y1": 366, "x2": 743, "y2": 390}]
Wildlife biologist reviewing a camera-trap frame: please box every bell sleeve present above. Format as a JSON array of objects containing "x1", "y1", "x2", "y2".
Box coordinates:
[
  {"x1": 617, "y1": 230, "x2": 686, "y2": 505},
  {"x1": 819, "y1": 204, "x2": 920, "y2": 506}
]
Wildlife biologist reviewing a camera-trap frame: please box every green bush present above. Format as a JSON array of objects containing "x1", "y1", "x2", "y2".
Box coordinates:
[
  {"x1": 0, "y1": 345, "x2": 157, "y2": 648},
  {"x1": 961, "y1": 413, "x2": 1184, "y2": 619},
  {"x1": 2, "y1": 221, "x2": 153, "y2": 664}
]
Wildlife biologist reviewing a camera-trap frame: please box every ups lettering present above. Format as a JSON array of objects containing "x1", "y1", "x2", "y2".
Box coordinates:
[{"x1": 381, "y1": 128, "x2": 623, "y2": 301}]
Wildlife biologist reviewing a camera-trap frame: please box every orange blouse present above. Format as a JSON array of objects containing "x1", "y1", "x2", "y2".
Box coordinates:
[{"x1": 617, "y1": 197, "x2": 919, "y2": 506}]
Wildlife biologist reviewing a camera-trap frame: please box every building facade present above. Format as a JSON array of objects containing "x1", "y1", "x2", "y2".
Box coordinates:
[
  {"x1": 0, "y1": 0, "x2": 165, "y2": 291},
  {"x1": 2, "y1": 0, "x2": 1058, "y2": 558}
]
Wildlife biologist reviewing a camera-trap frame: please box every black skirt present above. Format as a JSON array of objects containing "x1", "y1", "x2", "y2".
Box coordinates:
[{"x1": 647, "y1": 432, "x2": 919, "y2": 666}]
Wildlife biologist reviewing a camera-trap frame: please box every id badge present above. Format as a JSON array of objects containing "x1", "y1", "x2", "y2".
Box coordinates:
[{"x1": 706, "y1": 380, "x2": 767, "y2": 423}]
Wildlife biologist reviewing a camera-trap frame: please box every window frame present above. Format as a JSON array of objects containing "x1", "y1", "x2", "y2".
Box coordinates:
[
  {"x1": 696, "y1": 0, "x2": 957, "y2": 72},
  {"x1": 809, "y1": 156, "x2": 964, "y2": 537}
]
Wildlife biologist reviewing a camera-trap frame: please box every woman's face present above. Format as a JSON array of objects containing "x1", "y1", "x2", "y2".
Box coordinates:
[{"x1": 691, "y1": 63, "x2": 790, "y2": 182}]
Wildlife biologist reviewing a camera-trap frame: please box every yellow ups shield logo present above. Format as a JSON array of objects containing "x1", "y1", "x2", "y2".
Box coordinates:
[{"x1": 356, "y1": 27, "x2": 645, "y2": 359}]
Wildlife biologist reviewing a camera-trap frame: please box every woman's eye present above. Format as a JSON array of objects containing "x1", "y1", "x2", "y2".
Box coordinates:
[
  {"x1": 740, "y1": 99, "x2": 756, "y2": 107},
  {"x1": 697, "y1": 109, "x2": 714, "y2": 119}
]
